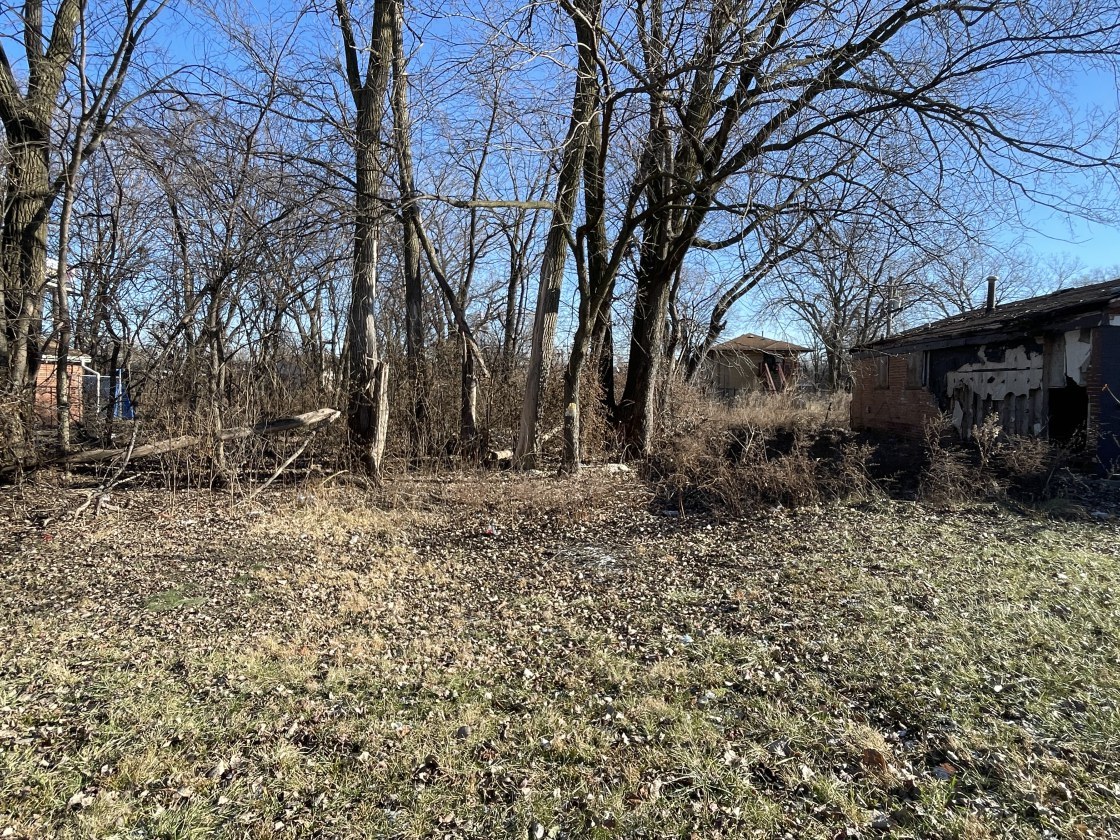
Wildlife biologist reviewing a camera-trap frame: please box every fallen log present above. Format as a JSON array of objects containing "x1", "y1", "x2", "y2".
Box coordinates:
[
  {"x1": 539, "y1": 424, "x2": 562, "y2": 444},
  {"x1": 2, "y1": 409, "x2": 341, "y2": 476},
  {"x1": 61, "y1": 408, "x2": 342, "y2": 465},
  {"x1": 485, "y1": 448, "x2": 514, "y2": 468}
]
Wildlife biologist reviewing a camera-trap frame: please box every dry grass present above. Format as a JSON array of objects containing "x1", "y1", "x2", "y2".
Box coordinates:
[
  {"x1": 1, "y1": 475, "x2": 1118, "y2": 839},
  {"x1": 724, "y1": 389, "x2": 850, "y2": 432},
  {"x1": 657, "y1": 381, "x2": 849, "y2": 446},
  {"x1": 651, "y1": 384, "x2": 869, "y2": 513}
]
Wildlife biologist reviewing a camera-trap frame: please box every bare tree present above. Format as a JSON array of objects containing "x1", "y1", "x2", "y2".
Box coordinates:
[
  {"x1": 919, "y1": 238, "x2": 1050, "y2": 319},
  {"x1": 68, "y1": 145, "x2": 162, "y2": 443},
  {"x1": 768, "y1": 218, "x2": 932, "y2": 389},
  {"x1": 335, "y1": 0, "x2": 395, "y2": 476},
  {"x1": 50, "y1": 0, "x2": 167, "y2": 450},
  {"x1": 514, "y1": 0, "x2": 600, "y2": 469}
]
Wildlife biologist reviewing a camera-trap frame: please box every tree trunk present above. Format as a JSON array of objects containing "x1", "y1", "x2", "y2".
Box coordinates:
[
  {"x1": 1, "y1": 133, "x2": 51, "y2": 398},
  {"x1": 204, "y1": 286, "x2": 227, "y2": 475},
  {"x1": 590, "y1": 303, "x2": 616, "y2": 417},
  {"x1": 346, "y1": 218, "x2": 389, "y2": 475},
  {"x1": 561, "y1": 380, "x2": 582, "y2": 474},
  {"x1": 664, "y1": 264, "x2": 685, "y2": 381},
  {"x1": 515, "y1": 14, "x2": 598, "y2": 468},
  {"x1": 53, "y1": 250, "x2": 73, "y2": 452},
  {"x1": 502, "y1": 236, "x2": 524, "y2": 372},
  {"x1": 617, "y1": 274, "x2": 672, "y2": 456},
  {"x1": 460, "y1": 330, "x2": 479, "y2": 455},
  {"x1": 561, "y1": 7, "x2": 608, "y2": 474},
  {"x1": 104, "y1": 342, "x2": 122, "y2": 447},
  {"x1": 54, "y1": 123, "x2": 89, "y2": 452},
  {"x1": 561, "y1": 260, "x2": 594, "y2": 474},
  {"x1": 391, "y1": 0, "x2": 427, "y2": 465},
  {"x1": 561, "y1": 304, "x2": 603, "y2": 473},
  {"x1": 826, "y1": 338, "x2": 841, "y2": 391},
  {"x1": 337, "y1": 0, "x2": 395, "y2": 477}
]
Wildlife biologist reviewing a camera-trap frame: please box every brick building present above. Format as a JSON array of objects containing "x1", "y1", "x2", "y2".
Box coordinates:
[
  {"x1": 34, "y1": 354, "x2": 92, "y2": 425},
  {"x1": 851, "y1": 278, "x2": 1120, "y2": 474}
]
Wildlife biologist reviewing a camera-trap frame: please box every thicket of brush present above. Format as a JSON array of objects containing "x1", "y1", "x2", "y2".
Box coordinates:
[
  {"x1": 648, "y1": 382, "x2": 1079, "y2": 513},
  {"x1": 8, "y1": 353, "x2": 1087, "y2": 516},
  {"x1": 6, "y1": 342, "x2": 565, "y2": 487}
]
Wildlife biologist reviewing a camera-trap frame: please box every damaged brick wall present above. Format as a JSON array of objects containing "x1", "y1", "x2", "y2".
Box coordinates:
[
  {"x1": 850, "y1": 354, "x2": 941, "y2": 437},
  {"x1": 33, "y1": 361, "x2": 84, "y2": 425}
]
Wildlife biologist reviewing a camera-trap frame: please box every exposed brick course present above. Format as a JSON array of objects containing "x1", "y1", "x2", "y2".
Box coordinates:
[
  {"x1": 850, "y1": 354, "x2": 941, "y2": 437},
  {"x1": 34, "y1": 361, "x2": 84, "y2": 425}
]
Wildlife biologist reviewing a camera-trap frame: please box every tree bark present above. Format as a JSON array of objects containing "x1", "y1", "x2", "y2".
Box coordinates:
[
  {"x1": 53, "y1": 222, "x2": 74, "y2": 452},
  {"x1": 0, "y1": 130, "x2": 52, "y2": 397},
  {"x1": 460, "y1": 330, "x2": 479, "y2": 455},
  {"x1": 590, "y1": 303, "x2": 616, "y2": 417},
  {"x1": 336, "y1": 0, "x2": 395, "y2": 477},
  {"x1": 390, "y1": 0, "x2": 427, "y2": 465},
  {"x1": 617, "y1": 273, "x2": 672, "y2": 456},
  {"x1": 515, "y1": 11, "x2": 598, "y2": 468},
  {"x1": 560, "y1": 0, "x2": 608, "y2": 474}
]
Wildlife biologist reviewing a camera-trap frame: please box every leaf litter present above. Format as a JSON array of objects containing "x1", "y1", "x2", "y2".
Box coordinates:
[{"x1": 0, "y1": 471, "x2": 1118, "y2": 838}]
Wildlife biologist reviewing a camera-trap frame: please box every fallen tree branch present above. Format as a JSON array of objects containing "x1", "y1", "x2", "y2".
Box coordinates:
[
  {"x1": 66, "y1": 408, "x2": 341, "y2": 465},
  {"x1": 0, "y1": 409, "x2": 342, "y2": 481},
  {"x1": 239, "y1": 433, "x2": 317, "y2": 505},
  {"x1": 540, "y1": 424, "x2": 562, "y2": 444},
  {"x1": 71, "y1": 423, "x2": 141, "y2": 519}
]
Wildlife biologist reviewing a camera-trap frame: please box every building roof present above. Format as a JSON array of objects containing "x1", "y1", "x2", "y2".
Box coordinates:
[
  {"x1": 711, "y1": 333, "x2": 809, "y2": 354},
  {"x1": 853, "y1": 278, "x2": 1120, "y2": 355},
  {"x1": 41, "y1": 353, "x2": 94, "y2": 365}
]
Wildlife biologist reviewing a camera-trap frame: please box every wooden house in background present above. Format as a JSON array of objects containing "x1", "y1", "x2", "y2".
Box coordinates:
[
  {"x1": 703, "y1": 333, "x2": 808, "y2": 401},
  {"x1": 850, "y1": 278, "x2": 1120, "y2": 474}
]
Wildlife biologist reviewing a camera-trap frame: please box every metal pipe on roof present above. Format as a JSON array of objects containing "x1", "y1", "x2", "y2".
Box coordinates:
[{"x1": 986, "y1": 275, "x2": 998, "y2": 313}]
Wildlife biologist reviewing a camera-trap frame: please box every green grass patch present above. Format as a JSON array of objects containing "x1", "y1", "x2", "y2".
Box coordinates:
[
  {"x1": 144, "y1": 586, "x2": 206, "y2": 612},
  {"x1": 1, "y1": 482, "x2": 1118, "y2": 838}
]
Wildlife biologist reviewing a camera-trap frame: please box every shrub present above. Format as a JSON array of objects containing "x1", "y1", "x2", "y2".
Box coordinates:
[
  {"x1": 649, "y1": 381, "x2": 871, "y2": 513},
  {"x1": 920, "y1": 412, "x2": 1071, "y2": 505},
  {"x1": 919, "y1": 414, "x2": 984, "y2": 504}
]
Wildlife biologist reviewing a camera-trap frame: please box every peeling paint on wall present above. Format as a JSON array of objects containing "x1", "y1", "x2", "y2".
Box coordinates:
[
  {"x1": 1064, "y1": 329, "x2": 1093, "y2": 385},
  {"x1": 943, "y1": 343, "x2": 1044, "y2": 436},
  {"x1": 945, "y1": 345, "x2": 1041, "y2": 401}
]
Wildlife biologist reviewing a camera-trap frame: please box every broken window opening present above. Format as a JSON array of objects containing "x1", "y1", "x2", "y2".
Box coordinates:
[
  {"x1": 875, "y1": 356, "x2": 889, "y2": 389},
  {"x1": 1047, "y1": 382, "x2": 1088, "y2": 447},
  {"x1": 906, "y1": 352, "x2": 927, "y2": 389}
]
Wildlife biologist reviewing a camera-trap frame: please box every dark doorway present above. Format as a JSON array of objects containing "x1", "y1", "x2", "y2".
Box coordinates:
[{"x1": 1048, "y1": 382, "x2": 1088, "y2": 445}]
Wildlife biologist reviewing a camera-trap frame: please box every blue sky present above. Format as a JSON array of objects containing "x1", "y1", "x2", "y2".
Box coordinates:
[
  {"x1": 1009, "y1": 65, "x2": 1120, "y2": 275},
  {"x1": 1020, "y1": 220, "x2": 1119, "y2": 274}
]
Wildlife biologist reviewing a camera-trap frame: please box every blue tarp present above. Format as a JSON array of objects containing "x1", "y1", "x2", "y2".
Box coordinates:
[
  {"x1": 112, "y1": 372, "x2": 135, "y2": 420},
  {"x1": 98, "y1": 370, "x2": 135, "y2": 419}
]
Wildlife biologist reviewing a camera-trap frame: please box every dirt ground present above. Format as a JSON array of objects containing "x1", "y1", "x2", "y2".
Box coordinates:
[{"x1": 1, "y1": 469, "x2": 1118, "y2": 839}]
